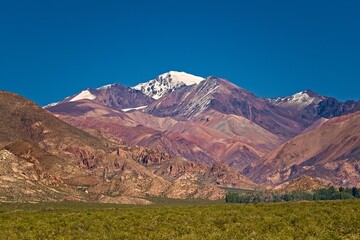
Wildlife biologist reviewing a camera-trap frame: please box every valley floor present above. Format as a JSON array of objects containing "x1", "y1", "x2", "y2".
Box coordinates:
[{"x1": 0, "y1": 200, "x2": 359, "y2": 239}]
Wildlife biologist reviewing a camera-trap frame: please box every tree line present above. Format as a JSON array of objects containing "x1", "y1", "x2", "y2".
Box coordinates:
[{"x1": 226, "y1": 187, "x2": 360, "y2": 203}]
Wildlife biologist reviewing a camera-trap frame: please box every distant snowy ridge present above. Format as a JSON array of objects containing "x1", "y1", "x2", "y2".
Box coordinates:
[
  {"x1": 267, "y1": 90, "x2": 324, "y2": 109},
  {"x1": 132, "y1": 71, "x2": 204, "y2": 99},
  {"x1": 44, "y1": 71, "x2": 204, "y2": 107}
]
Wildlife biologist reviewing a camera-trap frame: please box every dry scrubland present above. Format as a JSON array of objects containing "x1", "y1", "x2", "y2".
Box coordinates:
[{"x1": 0, "y1": 200, "x2": 360, "y2": 240}]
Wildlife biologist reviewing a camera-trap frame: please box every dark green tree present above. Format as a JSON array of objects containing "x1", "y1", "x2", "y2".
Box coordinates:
[{"x1": 352, "y1": 187, "x2": 360, "y2": 198}]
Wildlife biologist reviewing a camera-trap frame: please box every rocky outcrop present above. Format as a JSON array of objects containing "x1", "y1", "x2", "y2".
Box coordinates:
[
  {"x1": 0, "y1": 149, "x2": 83, "y2": 202},
  {"x1": 273, "y1": 176, "x2": 332, "y2": 192},
  {"x1": 316, "y1": 98, "x2": 360, "y2": 119}
]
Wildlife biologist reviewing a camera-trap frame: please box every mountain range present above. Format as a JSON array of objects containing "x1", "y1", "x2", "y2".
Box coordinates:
[{"x1": 1, "y1": 71, "x2": 359, "y2": 203}]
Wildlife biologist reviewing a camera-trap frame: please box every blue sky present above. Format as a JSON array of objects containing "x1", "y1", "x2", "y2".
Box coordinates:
[{"x1": 0, "y1": 0, "x2": 359, "y2": 105}]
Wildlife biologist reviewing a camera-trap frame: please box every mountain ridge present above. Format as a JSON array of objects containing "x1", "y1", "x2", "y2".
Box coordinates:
[
  {"x1": 38, "y1": 71, "x2": 360, "y2": 193},
  {"x1": 1, "y1": 90, "x2": 258, "y2": 203},
  {"x1": 24, "y1": 72, "x2": 360, "y2": 193}
]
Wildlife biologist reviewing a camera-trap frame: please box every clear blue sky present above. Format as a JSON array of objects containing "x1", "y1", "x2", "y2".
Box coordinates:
[{"x1": 1, "y1": 0, "x2": 359, "y2": 105}]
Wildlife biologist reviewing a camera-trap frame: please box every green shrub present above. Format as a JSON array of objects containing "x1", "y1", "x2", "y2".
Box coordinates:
[
  {"x1": 226, "y1": 186, "x2": 360, "y2": 204},
  {"x1": 0, "y1": 200, "x2": 360, "y2": 239}
]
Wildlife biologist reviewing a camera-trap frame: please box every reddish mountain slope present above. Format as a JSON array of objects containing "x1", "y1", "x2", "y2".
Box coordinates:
[
  {"x1": 46, "y1": 83, "x2": 154, "y2": 110},
  {"x1": 48, "y1": 99, "x2": 282, "y2": 172},
  {"x1": 145, "y1": 77, "x2": 303, "y2": 138},
  {"x1": 251, "y1": 112, "x2": 360, "y2": 187},
  {"x1": 2, "y1": 91, "x2": 259, "y2": 202},
  {"x1": 43, "y1": 72, "x2": 360, "y2": 190},
  {"x1": 2, "y1": 91, "x2": 260, "y2": 202}
]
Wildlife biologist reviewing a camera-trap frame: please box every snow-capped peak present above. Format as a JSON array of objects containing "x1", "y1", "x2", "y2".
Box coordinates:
[
  {"x1": 132, "y1": 71, "x2": 204, "y2": 99},
  {"x1": 268, "y1": 89, "x2": 324, "y2": 109},
  {"x1": 69, "y1": 89, "x2": 96, "y2": 102}
]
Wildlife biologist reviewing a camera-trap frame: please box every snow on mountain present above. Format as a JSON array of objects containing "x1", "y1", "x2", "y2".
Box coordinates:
[
  {"x1": 44, "y1": 89, "x2": 99, "y2": 108},
  {"x1": 69, "y1": 90, "x2": 96, "y2": 102},
  {"x1": 267, "y1": 90, "x2": 324, "y2": 109},
  {"x1": 44, "y1": 71, "x2": 203, "y2": 107},
  {"x1": 97, "y1": 84, "x2": 115, "y2": 90},
  {"x1": 43, "y1": 101, "x2": 59, "y2": 108},
  {"x1": 132, "y1": 71, "x2": 204, "y2": 99},
  {"x1": 122, "y1": 105, "x2": 147, "y2": 112}
]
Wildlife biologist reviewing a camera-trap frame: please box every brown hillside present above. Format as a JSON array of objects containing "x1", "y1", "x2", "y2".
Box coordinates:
[
  {"x1": 251, "y1": 112, "x2": 360, "y2": 187},
  {"x1": 0, "y1": 91, "x2": 257, "y2": 202}
]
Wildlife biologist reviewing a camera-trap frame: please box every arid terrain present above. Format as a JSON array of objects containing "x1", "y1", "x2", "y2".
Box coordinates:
[{"x1": 0, "y1": 72, "x2": 359, "y2": 203}]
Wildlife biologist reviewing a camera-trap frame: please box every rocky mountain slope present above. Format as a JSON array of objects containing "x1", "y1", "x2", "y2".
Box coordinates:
[
  {"x1": 48, "y1": 99, "x2": 281, "y2": 172},
  {"x1": 251, "y1": 112, "x2": 360, "y2": 187},
  {"x1": 266, "y1": 89, "x2": 360, "y2": 130},
  {"x1": 0, "y1": 148, "x2": 81, "y2": 202},
  {"x1": 145, "y1": 76, "x2": 302, "y2": 138},
  {"x1": 43, "y1": 71, "x2": 360, "y2": 189},
  {"x1": 46, "y1": 83, "x2": 154, "y2": 110},
  {"x1": 0, "y1": 91, "x2": 257, "y2": 203},
  {"x1": 267, "y1": 89, "x2": 325, "y2": 110}
]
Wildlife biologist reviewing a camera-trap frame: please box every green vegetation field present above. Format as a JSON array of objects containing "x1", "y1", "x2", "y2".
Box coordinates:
[{"x1": 1, "y1": 200, "x2": 360, "y2": 240}]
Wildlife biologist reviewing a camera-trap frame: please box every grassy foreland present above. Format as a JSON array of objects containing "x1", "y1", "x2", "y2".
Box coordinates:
[{"x1": 0, "y1": 200, "x2": 360, "y2": 239}]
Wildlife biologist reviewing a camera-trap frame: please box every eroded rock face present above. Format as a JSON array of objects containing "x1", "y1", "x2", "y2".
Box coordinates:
[
  {"x1": 0, "y1": 91, "x2": 230, "y2": 203},
  {"x1": 3, "y1": 140, "x2": 227, "y2": 202},
  {"x1": 0, "y1": 142, "x2": 224, "y2": 204},
  {"x1": 165, "y1": 182, "x2": 225, "y2": 200},
  {"x1": 273, "y1": 176, "x2": 332, "y2": 192},
  {"x1": 127, "y1": 146, "x2": 171, "y2": 166},
  {"x1": 0, "y1": 149, "x2": 81, "y2": 202}
]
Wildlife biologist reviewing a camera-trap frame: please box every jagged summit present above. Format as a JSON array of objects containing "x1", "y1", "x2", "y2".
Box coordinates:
[
  {"x1": 132, "y1": 71, "x2": 204, "y2": 99},
  {"x1": 302, "y1": 89, "x2": 321, "y2": 97},
  {"x1": 45, "y1": 71, "x2": 204, "y2": 108},
  {"x1": 267, "y1": 89, "x2": 325, "y2": 109},
  {"x1": 44, "y1": 83, "x2": 154, "y2": 110}
]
